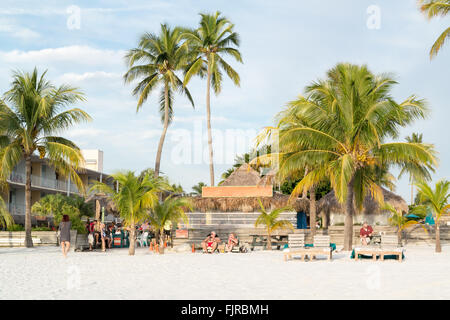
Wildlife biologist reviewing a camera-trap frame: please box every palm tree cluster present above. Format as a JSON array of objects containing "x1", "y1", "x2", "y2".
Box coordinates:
[
  {"x1": 124, "y1": 12, "x2": 242, "y2": 185},
  {"x1": 90, "y1": 171, "x2": 192, "y2": 255},
  {"x1": 254, "y1": 63, "x2": 437, "y2": 251}
]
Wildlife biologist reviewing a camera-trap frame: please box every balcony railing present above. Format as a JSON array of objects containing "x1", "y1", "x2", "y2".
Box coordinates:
[{"x1": 7, "y1": 171, "x2": 80, "y2": 194}]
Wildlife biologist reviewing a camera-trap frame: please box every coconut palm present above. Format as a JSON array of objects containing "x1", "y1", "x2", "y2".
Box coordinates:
[
  {"x1": 255, "y1": 199, "x2": 294, "y2": 250},
  {"x1": 415, "y1": 179, "x2": 450, "y2": 252},
  {"x1": 419, "y1": 0, "x2": 450, "y2": 59},
  {"x1": 254, "y1": 63, "x2": 436, "y2": 251},
  {"x1": 398, "y1": 133, "x2": 435, "y2": 204},
  {"x1": 192, "y1": 182, "x2": 207, "y2": 195},
  {"x1": 384, "y1": 203, "x2": 427, "y2": 244},
  {"x1": 124, "y1": 24, "x2": 195, "y2": 178},
  {"x1": 0, "y1": 68, "x2": 90, "y2": 247},
  {"x1": 90, "y1": 171, "x2": 168, "y2": 255},
  {"x1": 182, "y1": 11, "x2": 243, "y2": 186},
  {"x1": 148, "y1": 196, "x2": 192, "y2": 254}
]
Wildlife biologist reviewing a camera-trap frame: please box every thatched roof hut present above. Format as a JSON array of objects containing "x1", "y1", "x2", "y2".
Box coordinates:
[
  {"x1": 193, "y1": 163, "x2": 309, "y2": 213},
  {"x1": 192, "y1": 192, "x2": 309, "y2": 213},
  {"x1": 317, "y1": 188, "x2": 408, "y2": 226},
  {"x1": 220, "y1": 163, "x2": 262, "y2": 186}
]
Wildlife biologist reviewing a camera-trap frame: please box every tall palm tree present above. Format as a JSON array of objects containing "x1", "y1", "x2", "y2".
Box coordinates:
[
  {"x1": 182, "y1": 12, "x2": 243, "y2": 186},
  {"x1": 148, "y1": 196, "x2": 192, "y2": 254},
  {"x1": 419, "y1": 0, "x2": 450, "y2": 59},
  {"x1": 255, "y1": 199, "x2": 294, "y2": 250},
  {"x1": 0, "y1": 68, "x2": 90, "y2": 247},
  {"x1": 90, "y1": 171, "x2": 168, "y2": 255},
  {"x1": 124, "y1": 24, "x2": 195, "y2": 178},
  {"x1": 398, "y1": 133, "x2": 435, "y2": 204},
  {"x1": 415, "y1": 179, "x2": 450, "y2": 252},
  {"x1": 254, "y1": 63, "x2": 436, "y2": 251}
]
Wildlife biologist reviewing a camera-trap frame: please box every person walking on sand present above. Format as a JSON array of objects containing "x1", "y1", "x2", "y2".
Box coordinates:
[{"x1": 59, "y1": 215, "x2": 72, "y2": 258}]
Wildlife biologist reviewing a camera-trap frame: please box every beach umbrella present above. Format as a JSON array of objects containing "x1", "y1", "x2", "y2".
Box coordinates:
[{"x1": 405, "y1": 214, "x2": 420, "y2": 219}]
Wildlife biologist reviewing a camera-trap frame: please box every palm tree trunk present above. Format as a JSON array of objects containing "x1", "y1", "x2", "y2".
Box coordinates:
[
  {"x1": 24, "y1": 156, "x2": 33, "y2": 248},
  {"x1": 154, "y1": 84, "x2": 170, "y2": 178},
  {"x1": 267, "y1": 229, "x2": 272, "y2": 250},
  {"x1": 129, "y1": 221, "x2": 136, "y2": 256},
  {"x1": 206, "y1": 62, "x2": 215, "y2": 186},
  {"x1": 302, "y1": 167, "x2": 309, "y2": 199},
  {"x1": 159, "y1": 227, "x2": 165, "y2": 254},
  {"x1": 343, "y1": 178, "x2": 355, "y2": 251},
  {"x1": 435, "y1": 224, "x2": 441, "y2": 253},
  {"x1": 310, "y1": 188, "x2": 316, "y2": 236}
]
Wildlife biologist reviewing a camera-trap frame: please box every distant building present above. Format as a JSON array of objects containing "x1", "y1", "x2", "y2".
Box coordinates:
[
  {"x1": 81, "y1": 149, "x2": 104, "y2": 172},
  {"x1": 1, "y1": 150, "x2": 111, "y2": 224}
]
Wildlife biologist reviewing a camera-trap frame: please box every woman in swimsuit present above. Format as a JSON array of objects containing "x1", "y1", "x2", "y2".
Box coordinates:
[{"x1": 201, "y1": 231, "x2": 221, "y2": 253}]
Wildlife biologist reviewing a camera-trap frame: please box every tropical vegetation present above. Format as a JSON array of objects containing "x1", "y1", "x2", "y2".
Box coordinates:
[
  {"x1": 32, "y1": 194, "x2": 93, "y2": 233},
  {"x1": 147, "y1": 196, "x2": 192, "y2": 254},
  {"x1": 254, "y1": 199, "x2": 294, "y2": 250},
  {"x1": 0, "y1": 68, "x2": 91, "y2": 247},
  {"x1": 90, "y1": 171, "x2": 168, "y2": 255},
  {"x1": 384, "y1": 203, "x2": 427, "y2": 244},
  {"x1": 414, "y1": 179, "x2": 450, "y2": 252},
  {"x1": 253, "y1": 63, "x2": 437, "y2": 250}
]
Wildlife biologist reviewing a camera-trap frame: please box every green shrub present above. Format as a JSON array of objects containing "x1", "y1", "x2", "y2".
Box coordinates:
[{"x1": 6, "y1": 224, "x2": 25, "y2": 231}]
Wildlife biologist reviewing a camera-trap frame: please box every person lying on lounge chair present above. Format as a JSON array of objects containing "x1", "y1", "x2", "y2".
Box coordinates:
[
  {"x1": 225, "y1": 233, "x2": 239, "y2": 252},
  {"x1": 201, "y1": 231, "x2": 221, "y2": 253}
]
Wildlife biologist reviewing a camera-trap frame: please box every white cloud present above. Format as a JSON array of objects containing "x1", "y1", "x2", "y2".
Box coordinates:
[
  {"x1": 0, "y1": 45, "x2": 125, "y2": 68},
  {"x1": 57, "y1": 71, "x2": 121, "y2": 83},
  {"x1": 0, "y1": 24, "x2": 40, "y2": 40}
]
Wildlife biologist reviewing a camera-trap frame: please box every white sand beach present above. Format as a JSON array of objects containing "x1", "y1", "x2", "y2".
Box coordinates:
[{"x1": 1, "y1": 245, "x2": 449, "y2": 300}]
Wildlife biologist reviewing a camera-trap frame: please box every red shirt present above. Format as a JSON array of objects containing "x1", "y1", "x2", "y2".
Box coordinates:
[{"x1": 360, "y1": 226, "x2": 373, "y2": 237}]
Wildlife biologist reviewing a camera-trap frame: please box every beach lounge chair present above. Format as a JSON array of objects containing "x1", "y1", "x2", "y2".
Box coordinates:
[
  {"x1": 283, "y1": 234, "x2": 306, "y2": 261},
  {"x1": 353, "y1": 235, "x2": 403, "y2": 262},
  {"x1": 379, "y1": 235, "x2": 404, "y2": 261},
  {"x1": 309, "y1": 235, "x2": 333, "y2": 261}
]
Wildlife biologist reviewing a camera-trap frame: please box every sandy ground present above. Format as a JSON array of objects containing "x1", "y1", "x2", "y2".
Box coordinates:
[{"x1": 0, "y1": 244, "x2": 449, "y2": 300}]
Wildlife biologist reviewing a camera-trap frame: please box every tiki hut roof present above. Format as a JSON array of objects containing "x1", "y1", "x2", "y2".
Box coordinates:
[
  {"x1": 220, "y1": 163, "x2": 262, "y2": 186},
  {"x1": 85, "y1": 193, "x2": 119, "y2": 216},
  {"x1": 191, "y1": 192, "x2": 309, "y2": 213},
  {"x1": 317, "y1": 188, "x2": 408, "y2": 216}
]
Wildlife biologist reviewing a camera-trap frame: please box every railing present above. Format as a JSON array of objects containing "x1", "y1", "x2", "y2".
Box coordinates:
[{"x1": 7, "y1": 171, "x2": 80, "y2": 194}]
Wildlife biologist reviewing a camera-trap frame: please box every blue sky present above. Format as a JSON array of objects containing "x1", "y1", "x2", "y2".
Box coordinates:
[{"x1": 0, "y1": 0, "x2": 448, "y2": 201}]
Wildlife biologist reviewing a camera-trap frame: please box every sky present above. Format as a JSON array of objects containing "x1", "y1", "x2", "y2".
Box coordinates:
[{"x1": 0, "y1": 0, "x2": 448, "y2": 201}]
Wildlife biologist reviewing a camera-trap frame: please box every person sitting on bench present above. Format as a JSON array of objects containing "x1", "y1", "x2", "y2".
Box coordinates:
[
  {"x1": 201, "y1": 231, "x2": 221, "y2": 253},
  {"x1": 360, "y1": 222, "x2": 373, "y2": 246},
  {"x1": 225, "y1": 233, "x2": 239, "y2": 252}
]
